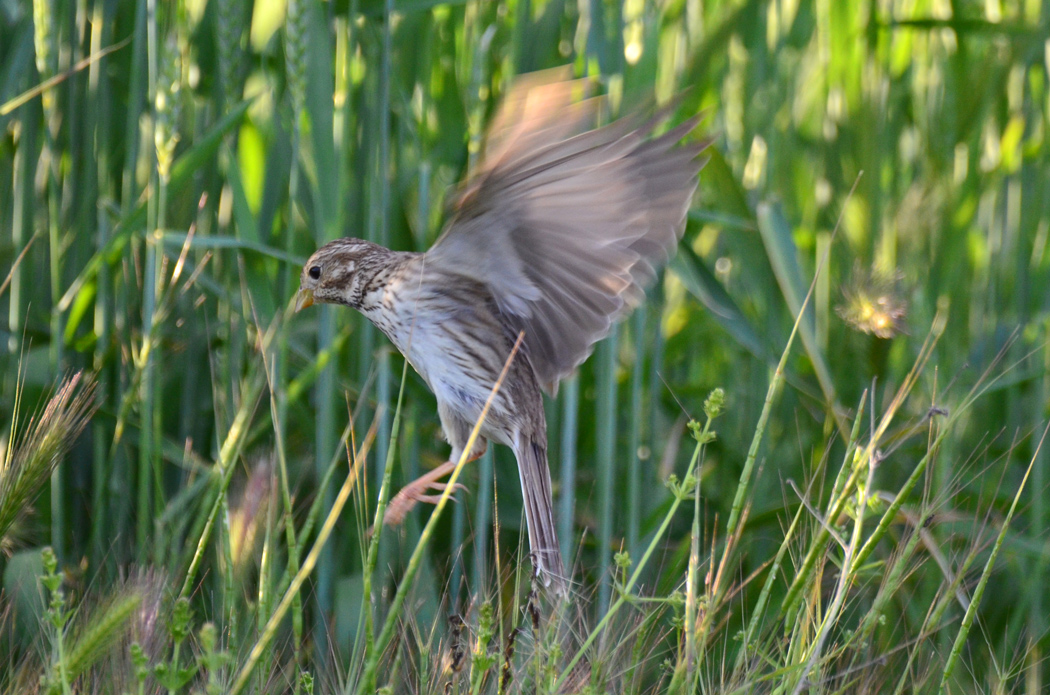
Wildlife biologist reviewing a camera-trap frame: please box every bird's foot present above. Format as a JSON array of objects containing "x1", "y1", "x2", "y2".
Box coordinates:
[{"x1": 384, "y1": 459, "x2": 471, "y2": 526}]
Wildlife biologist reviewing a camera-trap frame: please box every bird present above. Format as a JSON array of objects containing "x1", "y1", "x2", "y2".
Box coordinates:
[{"x1": 295, "y1": 68, "x2": 708, "y2": 591}]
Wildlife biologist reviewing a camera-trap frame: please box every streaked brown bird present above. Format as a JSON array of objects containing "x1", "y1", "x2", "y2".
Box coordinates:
[{"x1": 296, "y1": 69, "x2": 707, "y2": 591}]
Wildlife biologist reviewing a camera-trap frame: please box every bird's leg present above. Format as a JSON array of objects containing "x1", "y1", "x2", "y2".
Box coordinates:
[{"x1": 383, "y1": 448, "x2": 484, "y2": 526}]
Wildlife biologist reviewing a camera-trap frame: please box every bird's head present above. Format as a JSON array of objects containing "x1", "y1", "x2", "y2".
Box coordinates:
[{"x1": 295, "y1": 238, "x2": 387, "y2": 311}]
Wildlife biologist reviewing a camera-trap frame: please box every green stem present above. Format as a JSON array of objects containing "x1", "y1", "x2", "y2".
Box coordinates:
[
  {"x1": 557, "y1": 430, "x2": 708, "y2": 691},
  {"x1": 558, "y1": 377, "x2": 579, "y2": 569},
  {"x1": 361, "y1": 355, "x2": 410, "y2": 689},
  {"x1": 138, "y1": 0, "x2": 160, "y2": 562},
  {"x1": 596, "y1": 326, "x2": 618, "y2": 613},
  {"x1": 179, "y1": 368, "x2": 265, "y2": 599},
  {"x1": 55, "y1": 622, "x2": 72, "y2": 695},
  {"x1": 628, "y1": 307, "x2": 646, "y2": 560},
  {"x1": 228, "y1": 416, "x2": 383, "y2": 695},
  {"x1": 359, "y1": 334, "x2": 526, "y2": 695},
  {"x1": 780, "y1": 392, "x2": 867, "y2": 617},
  {"x1": 937, "y1": 424, "x2": 1048, "y2": 693}
]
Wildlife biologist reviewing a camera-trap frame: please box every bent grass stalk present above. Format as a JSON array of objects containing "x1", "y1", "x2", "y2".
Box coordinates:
[
  {"x1": 733, "y1": 388, "x2": 865, "y2": 675},
  {"x1": 229, "y1": 415, "x2": 380, "y2": 695},
  {"x1": 178, "y1": 308, "x2": 282, "y2": 598},
  {"x1": 281, "y1": 418, "x2": 355, "y2": 577},
  {"x1": 779, "y1": 413, "x2": 866, "y2": 618},
  {"x1": 889, "y1": 532, "x2": 984, "y2": 695},
  {"x1": 723, "y1": 175, "x2": 859, "y2": 545},
  {"x1": 734, "y1": 386, "x2": 865, "y2": 676},
  {"x1": 687, "y1": 200, "x2": 845, "y2": 683},
  {"x1": 847, "y1": 312, "x2": 1015, "y2": 578},
  {"x1": 683, "y1": 426, "x2": 702, "y2": 684},
  {"x1": 178, "y1": 367, "x2": 264, "y2": 599},
  {"x1": 936, "y1": 421, "x2": 1048, "y2": 693},
  {"x1": 358, "y1": 331, "x2": 527, "y2": 695},
  {"x1": 851, "y1": 503, "x2": 928, "y2": 650},
  {"x1": 557, "y1": 413, "x2": 710, "y2": 691},
  {"x1": 256, "y1": 467, "x2": 277, "y2": 685},
  {"x1": 253, "y1": 294, "x2": 304, "y2": 676},
  {"x1": 109, "y1": 224, "x2": 199, "y2": 458},
  {"x1": 627, "y1": 179, "x2": 851, "y2": 692},
  {"x1": 789, "y1": 413, "x2": 879, "y2": 695},
  {"x1": 360, "y1": 354, "x2": 409, "y2": 672},
  {"x1": 0, "y1": 36, "x2": 132, "y2": 117}
]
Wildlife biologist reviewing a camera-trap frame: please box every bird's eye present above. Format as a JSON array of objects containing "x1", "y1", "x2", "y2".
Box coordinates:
[{"x1": 308, "y1": 266, "x2": 321, "y2": 280}]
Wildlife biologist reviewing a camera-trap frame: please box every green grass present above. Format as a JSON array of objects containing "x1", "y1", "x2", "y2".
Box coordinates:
[{"x1": 2, "y1": 0, "x2": 1049, "y2": 692}]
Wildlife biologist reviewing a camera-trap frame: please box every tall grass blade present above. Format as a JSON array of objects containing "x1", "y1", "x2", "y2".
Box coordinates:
[
  {"x1": 558, "y1": 376, "x2": 579, "y2": 571},
  {"x1": 596, "y1": 327, "x2": 618, "y2": 613},
  {"x1": 937, "y1": 423, "x2": 1048, "y2": 693}
]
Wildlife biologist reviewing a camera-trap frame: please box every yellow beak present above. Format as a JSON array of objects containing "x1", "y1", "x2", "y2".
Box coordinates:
[{"x1": 294, "y1": 288, "x2": 315, "y2": 312}]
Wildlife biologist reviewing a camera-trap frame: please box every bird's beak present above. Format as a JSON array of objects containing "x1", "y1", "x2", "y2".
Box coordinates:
[{"x1": 294, "y1": 287, "x2": 315, "y2": 312}]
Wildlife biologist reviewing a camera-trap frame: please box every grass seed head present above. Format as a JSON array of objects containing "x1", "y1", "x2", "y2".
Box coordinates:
[{"x1": 0, "y1": 372, "x2": 97, "y2": 549}]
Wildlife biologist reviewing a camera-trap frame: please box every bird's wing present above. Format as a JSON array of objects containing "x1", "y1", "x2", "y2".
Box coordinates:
[{"x1": 426, "y1": 70, "x2": 709, "y2": 395}]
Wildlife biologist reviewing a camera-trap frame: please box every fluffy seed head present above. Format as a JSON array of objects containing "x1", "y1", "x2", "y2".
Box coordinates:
[{"x1": 837, "y1": 265, "x2": 908, "y2": 339}]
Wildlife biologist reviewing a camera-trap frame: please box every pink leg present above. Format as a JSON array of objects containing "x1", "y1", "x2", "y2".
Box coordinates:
[{"x1": 383, "y1": 451, "x2": 482, "y2": 526}]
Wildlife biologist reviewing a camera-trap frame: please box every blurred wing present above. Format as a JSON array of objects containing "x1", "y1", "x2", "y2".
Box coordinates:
[{"x1": 427, "y1": 72, "x2": 708, "y2": 394}]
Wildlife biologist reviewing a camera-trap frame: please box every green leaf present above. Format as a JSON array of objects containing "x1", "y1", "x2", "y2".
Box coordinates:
[{"x1": 756, "y1": 202, "x2": 839, "y2": 414}]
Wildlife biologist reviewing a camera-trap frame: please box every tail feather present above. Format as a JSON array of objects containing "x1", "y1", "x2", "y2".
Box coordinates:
[{"x1": 514, "y1": 436, "x2": 567, "y2": 593}]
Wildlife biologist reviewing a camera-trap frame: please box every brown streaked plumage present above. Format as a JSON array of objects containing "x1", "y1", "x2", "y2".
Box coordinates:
[{"x1": 296, "y1": 69, "x2": 708, "y2": 591}]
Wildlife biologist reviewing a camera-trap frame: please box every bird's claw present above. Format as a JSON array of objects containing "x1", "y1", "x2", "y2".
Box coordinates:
[{"x1": 383, "y1": 461, "x2": 467, "y2": 526}]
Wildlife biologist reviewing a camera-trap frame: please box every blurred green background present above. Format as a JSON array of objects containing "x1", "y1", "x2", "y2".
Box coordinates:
[{"x1": 2, "y1": 0, "x2": 1049, "y2": 691}]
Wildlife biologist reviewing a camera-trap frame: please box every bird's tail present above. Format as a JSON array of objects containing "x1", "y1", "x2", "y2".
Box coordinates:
[{"x1": 514, "y1": 435, "x2": 567, "y2": 593}]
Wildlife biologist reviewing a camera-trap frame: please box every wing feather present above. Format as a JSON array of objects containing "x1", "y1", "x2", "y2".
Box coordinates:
[{"x1": 427, "y1": 72, "x2": 709, "y2": 394}]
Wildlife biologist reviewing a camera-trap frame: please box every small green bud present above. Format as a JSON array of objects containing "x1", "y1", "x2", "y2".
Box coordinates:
[
  {"x1": 199, "y1": 622, "x2": 217, "y2": 652},
  {"x1": 478, "y1": 602, "x2": 493, "y2": 623},
  {"x1": 131, "y1": 652, "x2": 149, "y2": 681},
  {"x1": 170, "y1": 597, "x2": 192, "y2": 643},
  {"x1": 703, "y1": 388, "x2": 726, "y2": 419},
  {"x1": 42, "y1": 547, "x2": 58, "y2": 575},
  {"x1": 130, "y1": 643, "x2": 148, "y2": 669}
]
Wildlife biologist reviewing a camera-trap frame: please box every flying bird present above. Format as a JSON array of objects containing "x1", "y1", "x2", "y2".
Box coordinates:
[{"x1": 296, "y1": 69, "x2": 707, "y2": 590}]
